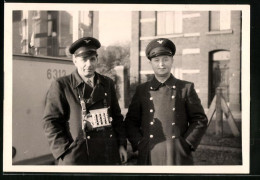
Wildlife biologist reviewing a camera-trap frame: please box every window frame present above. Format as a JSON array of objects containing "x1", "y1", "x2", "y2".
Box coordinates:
[
  {"x1": 13, "y1": 10, "x2": 93, "y2": 60},
  {"x1": 209, "y1": 11, "x2": 231, "y2": 32},
  {"x1": 156, "y1": 11, "x2": 183, "y2": 35}
]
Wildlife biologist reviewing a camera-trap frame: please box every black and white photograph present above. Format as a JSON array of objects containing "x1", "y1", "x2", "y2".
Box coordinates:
[{"x1": 3, "y1": 3, "x2": 250, "y2": 174}]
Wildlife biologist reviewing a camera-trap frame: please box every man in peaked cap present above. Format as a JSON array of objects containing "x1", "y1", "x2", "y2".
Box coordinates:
[
  {"x1": 42, "y1": 37, "x2": 127, "y2": 165},
  {"x1": 125, "y1": 38, "x2": 208, "y2": 165}
]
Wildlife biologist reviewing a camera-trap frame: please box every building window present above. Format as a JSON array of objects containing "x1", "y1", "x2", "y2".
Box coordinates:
[
  {"x1": 79, "y1": 11, "x2": 93, "y2": 38},
  {"x1": 209, "y1": 11, "x2": 231, "y2": 31},
  {"x1": 12, "y1": 10, "x2": 93, "y2": 58},
  {"x1": 157, "y1": 11, "x2": 182, "y2": 35}
]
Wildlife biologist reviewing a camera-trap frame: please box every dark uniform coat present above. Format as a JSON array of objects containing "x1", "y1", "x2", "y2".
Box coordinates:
[
  {"x1": 42, "y1": 70, "x2": 126, "y2": 165},
  {"x1": 125, "y1": 74, "x2": 208, "y2": 165}
]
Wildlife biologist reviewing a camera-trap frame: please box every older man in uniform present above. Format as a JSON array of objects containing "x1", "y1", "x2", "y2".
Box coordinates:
[
  {"x1": 42, "y1": 37, "x2": 127, "y2": 165},
  {"x1": 125, "y1": 38, "x2": 208, "y2": 165}
]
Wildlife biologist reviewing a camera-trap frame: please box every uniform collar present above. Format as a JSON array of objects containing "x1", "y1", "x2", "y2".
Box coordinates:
[
  {"x1": 150, "y1": 74, "x2": 177, "y2": 90},
  {"x1": 71, "y1": 70, "x2": 105, "y2": 88}
]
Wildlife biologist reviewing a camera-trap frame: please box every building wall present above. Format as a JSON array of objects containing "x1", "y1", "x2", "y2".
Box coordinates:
[
  {"x1": 130, "y1": 10, "x2": 241, "y2": 111},
  {"x1": 130, "y1": 11, "x2": 141, "y2": 84}
]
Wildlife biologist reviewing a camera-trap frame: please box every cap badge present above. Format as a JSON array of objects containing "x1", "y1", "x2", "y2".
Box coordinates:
[
  {"x1": 84, "y1": 40, "x2": 91, "y2": 44},
  {"x1": 157, "y1": 40, "x2": 163, "y2": 44}
]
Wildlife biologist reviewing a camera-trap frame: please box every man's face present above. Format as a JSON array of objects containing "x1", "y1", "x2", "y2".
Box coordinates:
[
  {"x1": 73, "y1": 54, "x2": 98, "y2": 78},
  {"x1": 150, "y1": 55, "x2": 173, "y2": 77}
]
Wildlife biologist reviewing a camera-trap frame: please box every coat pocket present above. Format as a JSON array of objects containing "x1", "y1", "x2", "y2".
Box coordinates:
[
  {"x1": 137, "y1": 138, "x2": 150, "y2": 165},
  {"x1": 179, "y1": 137, "x2": 192, "y2": 155},
  {"x1": 59, "y1": 138, "x2": 89, "y2": 165},
  {"x1": 174, "y1": 137, "x2": 193, "y2": 165},
  {"x1": 137, "y1": 137, "x2": 147, "y2": 151}
]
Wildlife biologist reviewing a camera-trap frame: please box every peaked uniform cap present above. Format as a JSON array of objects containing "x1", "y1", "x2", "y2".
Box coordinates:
[
  {"x1": 69, "y1": 37, "x2": 101, "y2": 57},
  {"x1": 145, "y1": 38, "x2": 176, "y2": 60}
]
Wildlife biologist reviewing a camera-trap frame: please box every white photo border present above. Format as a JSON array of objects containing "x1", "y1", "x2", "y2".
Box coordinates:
[{"x1": 3, "y1": 3, "x2": 250, "y2": 174}]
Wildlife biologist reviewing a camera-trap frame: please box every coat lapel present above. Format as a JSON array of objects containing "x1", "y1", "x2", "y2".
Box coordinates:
[
  {"x1": 86, "y1": 73, "x2": 107, "y2": 109},
  {"x1": 90, "y1": 82, "x2": 105, "y2": 104}
]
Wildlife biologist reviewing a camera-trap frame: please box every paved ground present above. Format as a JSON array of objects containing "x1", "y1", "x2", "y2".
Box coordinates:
[
  {"x1": 194, "y1": 118, "x2": 242, "y2": 165},
  {"x1": 126, "y1": 117, "x2": 242, "y2": 165}
]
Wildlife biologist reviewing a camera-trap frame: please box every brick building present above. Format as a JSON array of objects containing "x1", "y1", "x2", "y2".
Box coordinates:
[
  {"x1": 13, "y1": 10, "x2": 99, "y2": 57},
  {"x1": 130, "y1": 11, "x2": 241, "y2": 111}
]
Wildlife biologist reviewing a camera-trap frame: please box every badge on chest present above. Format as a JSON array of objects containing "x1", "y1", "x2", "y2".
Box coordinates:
[{"x1": 83, "y1": 107, "x2": 112, "y2": 131}]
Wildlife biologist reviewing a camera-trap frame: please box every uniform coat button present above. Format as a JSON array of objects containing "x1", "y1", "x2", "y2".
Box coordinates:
[
  {"x1": 150, "y1": 135, "x2": 154, "y2": 138},
  {"x1": 171, "y1": 95, "x2": 175, "y2": 99},
  {"x1": 171, "y1": 136, "x2": 175, "y2": 139},
  {"x1": 87, "y1": 136, "x2": 90, "y2": 139},
  {"x1": 150, "y1": 122, "x2": 154, "y2": 125},
  {"x1": 172, "y1": 107, "x2": 175, "y2": 111},
  {"x1": 110, "y1": 134, "x2": 113, "y2": 138},
  {"x1": 150, "y1": 97, "x2": 153, "y2": 100},
  {"x1": 172, "y1": 85, "x2": 176, "y2": 89},
  {"x1": 172, "y1": 122, "x2": 175, "y2": 125},
  {"x1": 150, "y1": 109, "x2": 153, "y2": 113},
  {"x1": 150, "y1": 87, "x2": 153, "y2": 90}
]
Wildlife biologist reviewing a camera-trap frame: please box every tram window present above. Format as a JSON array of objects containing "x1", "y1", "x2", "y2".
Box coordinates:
[{"x1": 12, "y1": 10, "x2": 94, "y2": 59}]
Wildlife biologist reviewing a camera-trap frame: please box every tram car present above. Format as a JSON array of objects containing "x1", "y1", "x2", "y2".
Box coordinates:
[{"x1": 12, "y1": 54, "x2": 75, "y2": 164}]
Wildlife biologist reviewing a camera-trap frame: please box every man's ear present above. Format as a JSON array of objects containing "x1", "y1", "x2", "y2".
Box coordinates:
[{"x1": 73, "y1": 57, "x2": 77, "y2": 65}]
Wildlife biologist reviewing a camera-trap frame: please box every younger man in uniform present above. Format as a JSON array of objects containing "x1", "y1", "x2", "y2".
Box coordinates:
[{"x1": 125, "y1": 38, "x2": 208, "y2": 165}]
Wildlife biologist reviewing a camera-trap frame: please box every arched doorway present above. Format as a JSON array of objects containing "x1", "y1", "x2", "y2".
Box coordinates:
[{"x1": 209, "y1": 50, "x2": 230, "y2": 106}]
